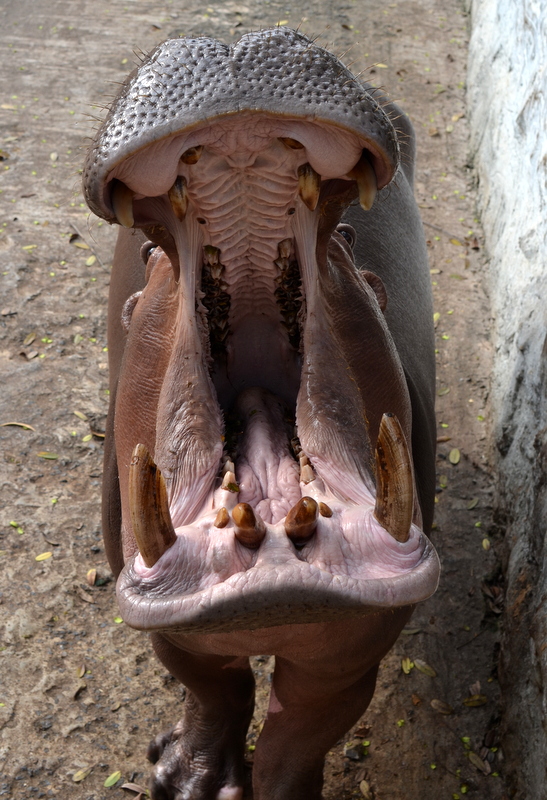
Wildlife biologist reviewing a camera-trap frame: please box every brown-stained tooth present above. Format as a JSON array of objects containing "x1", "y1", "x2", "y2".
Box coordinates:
[
  {"x1": 373, "y1": 413, "x2": 413, "y2": 543},
  {"x1": 278, "y1": 238, "x2": 293, "y2": 259},
  {"x1": 279, "y1": 137, "x2": 304, "y2": 149},
  {"x1": 111, "y1": 179, "x2": 134, "y2": 228},
  {"x1": 128, "y1": 443, "x2": 177, "y2": 567},
  {"x1": 168, "y1": 176, "x2": 188, "y2": 221},
  {"x1": 204, "y1": 245, "x2": 220, "y2": 266},
  {"x1": 300, "y1": 464, "x2": 315, "y2": 484},
  {"x1": 319, "y1": 502, "x2": 333, "y2": 518},
  {"x1": 221, "y1": 470, "x2": 239, "y2": 492},
  {"x1": 214, "y1": 507, "x2": 230, "y2": 528},
  {"x1": 232, "y1": 503, "x2": 266, "y2": 549},
  {"x1": 297, "y1": 163, "x2": 321, "y2": 211},
  {"x1": 180, "y1": 145, "x2": 203, "y2": 164},
  {"x1": 299, "y1": 454, "x2": 310, "y2": 468},
  {"x1": 285, "y1": 496, "x2": 318, "y2": 543},
  {"x1": 348, "y1": 151, "x2": 377, "y2": 211}
]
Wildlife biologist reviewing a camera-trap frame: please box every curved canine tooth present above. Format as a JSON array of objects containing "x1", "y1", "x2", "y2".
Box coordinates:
[
  {"x1": 168, "y1": 176, "x2": 188, "y2": 221},
  {"x1": 221, "y1": 470, "x2": 239, "y2": 492},
  {"x1": 180, "y1": 145, "x2": 203, "y2": 164},
  {"x1": 128, "y1": 443, "x2": 177, "y2": 567},
  {"x1": 214, "y1": 507, "x2": 230, "y2": 529},
  {"x1": 348, "y1": 151, "x2": 377, "y2": 211},
  {"x1": 300, "y1": 464, "x2": 315, "y2": 484},
  {"x1": 111, "y1": 179, "x2": 134, "y2": 228},
  {"x1": 232, "y1": 503, "x2": 266, "y2": 549},
  {"x1": 297, "y1": 163, "x2": 321, "y2": 211},
  {"x1": 285, "y1": 496, "x2": 319, "y2": 543},
  {"x1": 373, "y1": 413, "x2": 413, "y2": 543},
  {"x1": 319, "y1": 502, "x2": 333, "y2": 518}
]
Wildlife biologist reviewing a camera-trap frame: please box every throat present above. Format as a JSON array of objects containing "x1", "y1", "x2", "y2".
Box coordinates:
[{"x1": 228, "y1": 387, "x2": 302, "y2": 524}]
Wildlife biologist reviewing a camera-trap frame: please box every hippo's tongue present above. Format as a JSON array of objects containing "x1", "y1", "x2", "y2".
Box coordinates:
[{"x1": 230, "y1": 388, "x2": 302, "y2": 525}]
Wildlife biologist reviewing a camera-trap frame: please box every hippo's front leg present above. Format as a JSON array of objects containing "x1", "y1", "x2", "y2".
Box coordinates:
[
  {"x1": 147, "y1": 636, "x2": 255, "y2": 800},
  {"x1": 254, "y1": 663, "x2": 380, "y2": 800},
  {"x1": 252, "y1": 613, "x2": 410, "y2": 800}
]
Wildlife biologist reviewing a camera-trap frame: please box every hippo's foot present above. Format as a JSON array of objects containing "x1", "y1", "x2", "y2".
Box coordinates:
[{"x1": 147, "y1": 713, "x2": 246, "y2": 800}]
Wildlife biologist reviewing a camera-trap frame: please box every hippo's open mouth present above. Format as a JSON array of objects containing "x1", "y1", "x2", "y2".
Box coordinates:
[{"x1": 83, "y1": 28, "x2": 439, "y2": 634}]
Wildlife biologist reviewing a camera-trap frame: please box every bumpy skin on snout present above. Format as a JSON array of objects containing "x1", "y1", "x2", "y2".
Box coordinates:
[{"x1": 84, "y1": 27, "x2": 439, "y2": 800}]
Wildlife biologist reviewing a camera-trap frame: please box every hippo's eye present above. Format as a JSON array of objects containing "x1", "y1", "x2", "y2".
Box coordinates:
[
  {"x1": 140, "y1": 241, "x2": 158, "y2": 265},
  {"x1": 336, "y1": 224, "x2": 356, "y2": 249}
]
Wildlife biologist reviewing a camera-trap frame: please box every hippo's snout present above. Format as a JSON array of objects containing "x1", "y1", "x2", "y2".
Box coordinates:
[{"x1": 83, "y1": 28, "x2": 399, "y2": 224}]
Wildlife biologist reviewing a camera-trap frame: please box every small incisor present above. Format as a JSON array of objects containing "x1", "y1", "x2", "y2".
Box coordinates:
[
  {"x1": 285, "y1": 496, "x2": 319, "y2": 543},
  {"x1": 232, "y1": 503, "x2": 266, "y2": 549}
]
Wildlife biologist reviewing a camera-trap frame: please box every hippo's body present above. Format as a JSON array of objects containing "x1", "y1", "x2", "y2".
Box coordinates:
[{"x1": 83, "y1": 28, "x2": 439, "y2": 800}]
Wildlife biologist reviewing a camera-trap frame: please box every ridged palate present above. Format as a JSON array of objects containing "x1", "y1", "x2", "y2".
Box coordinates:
[{"x1": 187, "y1": 148, "x2": 299, "y2": 319}]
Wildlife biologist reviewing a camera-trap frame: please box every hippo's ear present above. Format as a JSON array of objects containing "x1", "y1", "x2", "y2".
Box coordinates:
[{"x1": 362, "y1": 270, "x2": 388, "y2": 313}]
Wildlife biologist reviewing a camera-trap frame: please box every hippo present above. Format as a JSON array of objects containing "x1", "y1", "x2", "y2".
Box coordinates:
[{"x1": 83, "y1": 27, "x2": 439, "y2": 800}]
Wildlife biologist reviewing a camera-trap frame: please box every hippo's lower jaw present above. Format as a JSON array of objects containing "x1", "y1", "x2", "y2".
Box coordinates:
[{"x1": 117, "y1": 404, "x2": 439, "y2": 634}]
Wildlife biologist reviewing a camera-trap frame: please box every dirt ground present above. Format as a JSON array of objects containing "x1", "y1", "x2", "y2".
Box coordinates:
[{"x1": 0, "y1": 1, "x2": 508, "y2": 798}]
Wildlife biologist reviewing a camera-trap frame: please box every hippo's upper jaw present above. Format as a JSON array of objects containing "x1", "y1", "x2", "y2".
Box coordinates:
[{"x1": 83, "y1": 28, "x2": 439, "y2": 635}]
